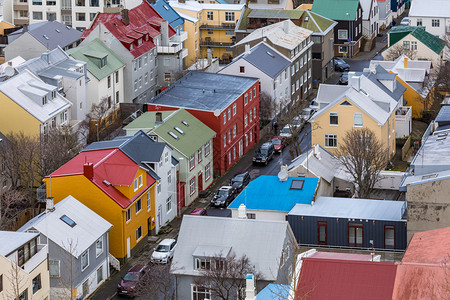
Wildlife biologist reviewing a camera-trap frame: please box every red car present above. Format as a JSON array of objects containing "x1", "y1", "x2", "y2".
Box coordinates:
[
  {"x1": 271, "y1": 136, "x2": 286, "y2": 153},
  {"x1": 189, "y1": 208, "x2": 208, "y2": 216},
  {"x1": 117, "y1": 265, "x2": 148, "y2": 297}
]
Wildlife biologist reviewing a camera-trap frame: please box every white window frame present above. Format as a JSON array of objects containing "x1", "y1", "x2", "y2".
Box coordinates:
[
  {"x1": 96, "y1": 237, "x2": 103, "y2": 257},
  {"x1": 233, "y1": 103, "x2": 237, "y2": 115},
  {"x1": 338, "y1": 29, "x2": 348, "y2": 40},
  {"x1": 126, "y1": 208, "x2": 131, "y2": 222},
  {"x1": 329, "y1": 112, "x2": 338, "y2": 125},
  {"x1": 135, "y1": 198, "x2": 142, "y2": 214},
  {"x1": 147, "y1": 191, "x2": 151, "y2": 211},
  {"x1": 205, "y1": 141, "x2": 210, "y2": 156},
  {"x1": 189, "y1": 154, "x2": 195, "y2": 170},
  {"x1": 166, "y1": 195, "x2": 172, "y2": 213},
  {"x1": 49, "y1": 260, "x2": 60, "y2": 277},
  {"x1": 136, "y1": 225, "x2": 143, "y2": 241},
  {"x1": 354, "y1": 112, "x2": 363, "y2": 127},
  {"x1": 81, "y1": 250, "x2": 89, "y2": 271},
  {"x1": 189, "y1": 177, "x2": 196, "y2": 195},
  {"x1": 325, "y1": 134, "x2": 337, "y2": 148}
]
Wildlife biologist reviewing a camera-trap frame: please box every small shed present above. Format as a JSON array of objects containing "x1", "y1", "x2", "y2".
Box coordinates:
[{"x1": 288, "y1": 197, "x2": 407, "y2": 250}]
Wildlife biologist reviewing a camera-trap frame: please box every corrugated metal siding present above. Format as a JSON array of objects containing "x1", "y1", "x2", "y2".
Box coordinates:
[{"x1": 288, "y1": 215, "x2": 407, "y2": 250}]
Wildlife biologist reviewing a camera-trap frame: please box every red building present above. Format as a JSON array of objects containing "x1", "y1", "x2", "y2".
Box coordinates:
[{"x1": 145, "y1": 71, "x2": 260, "y2": 175}]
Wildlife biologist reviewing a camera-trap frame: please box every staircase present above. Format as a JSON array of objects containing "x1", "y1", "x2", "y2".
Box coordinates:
[{"x1": 109, "y1": 253, "x2": 120, "y2": 272}]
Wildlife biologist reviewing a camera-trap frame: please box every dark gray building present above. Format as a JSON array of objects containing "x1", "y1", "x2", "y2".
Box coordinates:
[{"x1": 288, "y1": 196, "x2": 407, "y2": 250}]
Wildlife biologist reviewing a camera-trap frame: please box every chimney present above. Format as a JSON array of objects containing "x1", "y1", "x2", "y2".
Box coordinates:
[
  {"x1": 7, "y1": 61, "x2": 12, "y2": 66},
  {"x1": 238, "y1": 204, "x2": 247, "y2": 219},
  {"x1": 245, "y1": 43, "x2": 251, "y2": 54},
  {"x1": 245, "y1": 274, "x2": 256, "y2": 300},
  {"x1": 348, "y1": 72, "x2": 360, "y2": 91},
  {"x1": 283, "y1": 20, "x2": 289, "y2": 32},
  {"x1": 156, "y1": 112, "x2": 163, "y2": 123},
  {"x1": 83, "y1": 162, "x2": 94, "y2": 180},
  {"x1": 404, "y1": 56, "x2": 408, "y2": 68},
  {"x1": 121, "y1": 9, "x2": 129, "y2": 25},
  {"x1": 178, "y1": 0, "x2": 186, "y2": 3},
  {"x1": 207, "y1": 48, "x2": 212, "y2": 65},
  {"x1": 46, "y1": 197, "x2": 55, "y2": 212},
  {"x1": 161, "y1": 20, "x2": 169, "y2": 47}
]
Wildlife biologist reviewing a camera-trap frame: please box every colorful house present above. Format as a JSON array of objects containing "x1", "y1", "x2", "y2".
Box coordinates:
[{"x1": 44, "y1": 148, "x2": 157, "y2": 262}]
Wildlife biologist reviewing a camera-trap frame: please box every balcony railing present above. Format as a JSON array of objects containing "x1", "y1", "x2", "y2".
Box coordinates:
[
  {"x1": 200, "y1": 39, "x2": 234, "y2": 47},
  {"x1": 200, "y1": 22, "x2": 236, "y2": 30},
  {"x1": 171, "y1": 31, "x2": 188, "y2": 43},
  {"x1": 23, "y1": 244, "x2": 48, "y2": 274},
  {"x1": 157, "y1": 43, "x2": 183, "y2": 54}
]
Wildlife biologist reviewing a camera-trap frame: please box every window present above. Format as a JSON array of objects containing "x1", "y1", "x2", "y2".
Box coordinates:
[
  {"x1": 233, "y1": 124, "x2": 237, "y2": 137},
  {"x1": 168, "y1": 170, "x2": 172, "y2": 184},
  {"x1": 126, "y1": 208, "x2": 131, "y2": 222},
  {"x1": 90, "y1": 12, "x2": 96, "y2": 21},
  {"x1": 47, "y1": 12, "x2": 56, "y2": 21},
  {"x1": 145, "y1": 72, "x2": 148, "y2": 84},
  {"x1": 76, "y1": 12, "x2": 86, "y2": 21},
  {"x1": 348, "y1": 223, "x2": 363, "y2": 247},
  {"x1": 224, "y1": 134, "x2": 227, "y2": 147},
  {"x1": 166, "y1": 196, "x2": 172, "y2": 212},
  {"x1": 318, "y1": 222, "x2": 327, "y2": 245},
  {"x1": 403, "y1": 41, "x2": 410, "y2": 50},
  {"x1": 19, "y1": 289, "x2": 27, "y2": 300},
  {"x1": 164, "y1": 73, "x2": 171, "y2": 82},
  {"x1": 244, "y1": 114, "x2": 248, "y2": 127},
  {"x1": 228, "y1": 130, "x2": 231, "y2": 142},
  {"x1": 225, "y1": 30, "x2": 234, "y2": 36},
  {"x1": 338, "y1": 46, "x2": 348, "y2": 53},
  {"x1": 295, "y1": 61, "x2": 299, "y2": 72},
  {"x1": 192, "y1": 286, "x2": 212, "y2": 300},
  {"x1": 250, "y1": 109, "x2": 253, "y2": 121},
  {"x1": 247, "y1": 213, "x2": 256, "y2": 219},
  {"x1": 97, "y1": 266, "x2": 103, "y2": 284},
  {"x1": 107, "y1": 75, "x2": 111, "y2": 88},
  {"x1": 225, "y1": 12, "x2": 235, "y2": 22},
  {"x1": 244, "y1": 93, "x2": 248, "y2": 105},
  {"x1": 253, "y1": 86, "x2": 256, "y2": 98},
  {"x1": 329, "y1": 112, "x2": 338, "y2": 125},
  {"x1": 189, "y1": 154, "x2": 195, "y2": 170},
  {"x1": 147, "y1": 191, "x2": 151, "y2": 211},
  {"x1": 325, "y1": 134, "x2": 337, "y2": 148},
  {"x1": 96, "y1": 237, "x2": 103, "y2": 257},
  {"x1": 205, "y1": 163, "x2": 211, "y2": 180},
  {"x1": 411, "y1": 41, "x2": 417, "y2": 50},
  {"x1": 33, "y1": 12, "x2": 43, "y2": 20},
  {"x1": 338, "y1": 29, "x2": 348, "y2": 40},
  {"x1": 223, "y1": 113, "x2": 226, "y2": 124},
  {"x1": 385, "y1": 225, "x2": 395, "y2": 249},
  {"x1": 416, "y1": 18, "x2": 422, "y2": 26},
  {"x1": 81, "y1": 250, "x2": 89, "y2": 271},
  {"x1": 233, "y1": 103, "x2": 237, "y2": 115},
  {"x1": 354, "y1": 113, "x2": 363, "y2": 127},
  {"x1": 207, "y1": 11, "x2": 213, "y2": 20},
  {"x1": 195, "y1": 258, "x2": 211, "y2": 270},
  {"x1": 205, "y1": 141, "x2": 210, "y2": 156},
  {"x1": 139, "y1": 174, "x2": 143, "y2": 187},
  {"x1": 32, "y1": 274, "x2": 41, "y2": 294},
  {"x1": 228, "y1": 108, "x2": 231, "y2": 120},
  {"x1": 49, "y1": 260, "x2": 60, "y2": 277},
  {"x1": 189, "y1": 177, "x2": 195, "y2": 195},
  {"x1": 198, "y1": 147, "x2": 202, "y2": 162},
  {"x1": 136, "y1": 226, "x2": 142, "y2": 241},
  {"x1": 135, "y1": 199, "x2": 142, "y2": 213},
  {"x1": 290, "y1": 179, "x2": 304, "y2": 190},
  {"x1": 134, "y1": 79, "x2": 138, "y2": 91},
  {"x1": 138, "y1": 57, "x2": 142, "y2": 68},
  {"x1": 432, "y1": 19, "x2": 440, "y2": 27},
  {"x1": 157, "y1": 181, "x2": 161, "y2": 194}
]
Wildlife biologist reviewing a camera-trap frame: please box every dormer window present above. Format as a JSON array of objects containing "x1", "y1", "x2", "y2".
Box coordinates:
[
  {"x1": 100, "y1": 56, "x2": 107, "y2": 68},
  {"x1": 51, "y1": 90, "x2": 56, "y2": 99},
  {"x1": 130, "y1": 43, "x2": 134, "y2": 50},
  {"x1": 42, "y1": 95, "x2": 47, "y2": 105},
  {"x1": 138, "y1": 39, "x2": 142, "y2": 46}
]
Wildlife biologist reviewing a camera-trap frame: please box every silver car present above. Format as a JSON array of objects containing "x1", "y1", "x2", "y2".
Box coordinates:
[{"x1": 151, "y1": 238, "x2": 176, "y2": 264}]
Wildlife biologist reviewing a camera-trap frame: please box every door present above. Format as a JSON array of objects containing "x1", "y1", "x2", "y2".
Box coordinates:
[
  {"x1": 198, "y1": 172, "x2": 203, "y2": 192},
  {"x1": 126, "y1": 237, "x2": 131, "y2": 259},
  {"x1": 348, "y1": 223, "x2": 363, "y2": 247},
  {"x1": 239, "y1": 139, "x2": 243, "y2": 157},
  {"x1": 318, "y1": 222, "x2": 327, "y2": 245}
]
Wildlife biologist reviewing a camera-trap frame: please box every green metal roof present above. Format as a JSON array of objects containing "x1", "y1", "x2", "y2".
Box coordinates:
[
  {"x1": 387, "y1": 26, "x2": 445, "y2": 55},
  {"x1": 130, "y1": 109, "x2": 216, "y2": 156},
  {"x1": 312, "y1": 0, "x2": 359, "y2": 21},
  {"x1": 66, "y1": 39, "x2": 125, "y2": 81}
]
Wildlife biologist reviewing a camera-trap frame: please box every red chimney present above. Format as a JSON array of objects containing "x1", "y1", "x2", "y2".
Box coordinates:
[{"x1": 83, "y1": 163, "x2": 94, "y2": 180}]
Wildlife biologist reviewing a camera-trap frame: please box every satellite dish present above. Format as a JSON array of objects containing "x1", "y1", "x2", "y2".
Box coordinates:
[
  {"x1": 278, "y1": 164, "x2": 288, "y2": 182},
  {"x1": 213, "y1": 109, "x2": 221, "y2": 117},
  {"x1": 4, "y1": 66, "x2": 14, "y2": 77}
]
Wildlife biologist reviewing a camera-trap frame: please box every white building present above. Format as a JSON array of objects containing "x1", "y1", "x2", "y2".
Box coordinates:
[
  {"x1": 361, "y1": 0, "x2": 379, "y2": 38},
  {"x1": 408, "y1": 0, "x2": 450, "y2": 38}
]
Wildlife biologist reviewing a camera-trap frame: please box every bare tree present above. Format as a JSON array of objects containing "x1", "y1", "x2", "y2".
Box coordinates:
[
  {"x1": 193, "y1": 252, "x2": 262, "y2": 300},
  {"x1": 135, "y1": 263, "x2": 175, "y2": 300},
  {"x1": 259, "y1": 91, "x2": 277, "y2": 124},
  {"x1": 0, "y1": 188, "x2": 28, "y2": 230},
  {"x1": 335, "y1": 128, "x2": 388, "y2": 198},
  {"x1": 4, "y1": 260, "x2": 28, "y2": 300},
  {"x1": 383, "y1": 43, "x2": 416, "y2": 61}
]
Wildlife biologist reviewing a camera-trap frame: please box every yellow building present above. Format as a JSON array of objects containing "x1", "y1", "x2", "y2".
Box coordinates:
[
  {"x1": 0, "y1": 21, "x2": 15, "y2": 64},
  {"x1": 311, "y1": 79, "x2": 397, "y2": 159},
  {"x1": 0, "y1": 231, "x2": 50, "y2": 300},
  {"x1": 45, "y1": 148, "x2": 157, "y2": 262},
  {"x1": 170, "y1": 1, "x2": 244, "y2": 66}
]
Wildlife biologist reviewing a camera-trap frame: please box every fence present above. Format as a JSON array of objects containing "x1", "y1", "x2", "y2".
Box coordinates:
[{"x1": 401, "y1": 136, "x2": 411, "y2": 161}]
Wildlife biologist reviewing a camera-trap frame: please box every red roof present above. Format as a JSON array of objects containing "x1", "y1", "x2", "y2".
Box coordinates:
[
  {"x1": 392, "y1": 227, "x2": 450, "y2": 300},
  {"x1": 309, "y1": 251, "x2": 374, "y2": 261},
  {"x1": 82, "y1": 1, "x2": 176, "y2": 58},
  {"x1": 297, "y1": 258, "x2": 397, "y2": 300},
  {"x1": 48, "y1": 149, "x2": 156, "y2": 209}
]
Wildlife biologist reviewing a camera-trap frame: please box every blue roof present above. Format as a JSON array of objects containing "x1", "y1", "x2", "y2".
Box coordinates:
[
  {"x1": 257, "y1": 283, "x2": 289, "y2": 300},
  {"x1": 151, "y1": 0, "x2": 184, "y2": 30},
  {"x1": 435, "y1": 106, "x2": 450, "y2": 123},
  {"x1": 228, "y1": 176, "x2": 318, "y2": 211},
  {"x1": 240, "y1": 43, "x2": 291, "y2": 79}
]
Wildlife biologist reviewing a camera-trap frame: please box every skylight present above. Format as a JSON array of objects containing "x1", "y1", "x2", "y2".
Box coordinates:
[
  {"x1": 60, "y1": 215, "x2": 76, "y2": 227},
  {"x1": 168, "y1": 131, "x2": 178, "y2": 140},
  {"x1": 174, "y1": 126, "x2": 184, "y2": 135},
  {"x1": 290, "y1": 179, "x2": 305, "y2": 190},
  {"x1": 304, "y1": 16, "x2": 309, "y2": 22},
  {"x1": 163, "y1": 4, "x2": 169, "y2": 10},
  {"x1": 182, "y1": 120, "x2": 189, "y2": 127}
]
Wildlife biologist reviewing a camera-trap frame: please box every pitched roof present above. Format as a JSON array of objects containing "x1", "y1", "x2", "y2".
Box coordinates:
[
  {"x1": 297, "y1": 258, "x2": 398, "y2": 299},
  {"x1": 363, "y1": 65, "x2": 406, "y2": 102},
  {"x1": 66, "y1": 39, "x2": 125, "y2": 81},
  {"x1": 8, "y1": 21, "x2": 81, "y2": 49},
  {"x1": 124, "y1": 110, "x2": 174, "y2": 130},
  {"x1": 151, "y1": 0, "x2": 185, "y2": 29},
  {"x1": 18, "y1": 195, "x2": 112, "y2": 258},
  {"x1": 169, "y1": 0, "x2": 244, "y2": 12},
  {"x1": 83, "y1": 1, "x2": 176, "y2": 59},
  {"x1": 312, "y1": 0, "x2": 360, "y2": 21},
  {"x1": 0, "y1": 231, "x2": 38, "y2": 256},
  {"x1": 149, "y1": 71, "x2": 258, "y2": 112},
  {"x1": 289, "y1": 196, "x2": 407, "y2": 222},
  {"x1": 392, "y1": 227, "x2": 450, "y2": 300},
  {"x1": 388, "y1": 26, "x2": 445, "y2": 54},
  {"x1": 235, "y1": 20, "x2": 313, "y2": 50},
  {"x1": 228, "y1": 175, "x2": 319, "y2": 211},
  {"x1": 0, "y1": 70, "x2": 72, "y2": 123},
  {"x1": 235, "y1": 42, "x2": 290, "y2": 79},
  {"x1": 409, "y1": 0, "x2": 450, "y2": 18},
  {"x1": 360, "y1": 0, "x2": 373, "y2": 20},
  {"x1": 48, "y1": 148, "x2": 156, "y2": 209},
  {"x1": 171, "y1": 215, "x2": 294, "y2": 280},
  {"x1": 151, "y1": 109, "x2": 216, "y2": 156}
]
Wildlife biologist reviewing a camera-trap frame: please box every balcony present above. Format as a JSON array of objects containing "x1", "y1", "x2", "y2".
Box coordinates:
[
  {"x1": 171, "y1": 31, "x2": 188, "y2": 43},
  {"x1": 13, "y1": 4, "x2": 29, "y2": 10},
  {"x1": 200, "y1": 38, "x2": 234, "y2": 47},
  {"x1": 23, "y1": 244, "x2": 48, "y2": 274},
  {"x1": 157, "y1": 43, "x2": 183, "y2": 54},
  {"x1": 200, "y1": 22, "x2": 236, "y2": 30},
  {"x1": 14, "y1": 18, "x2": 29, "y2": 25},
  {"x1": 180, "y1": 47, "x2": 188, "y2": 59}
]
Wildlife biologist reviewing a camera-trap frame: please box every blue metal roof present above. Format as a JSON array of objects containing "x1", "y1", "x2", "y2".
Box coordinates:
[
  {"x1": 228, "y1": 175, "x2": 318, "y2": 211},
  {"x1": 435, "y1": 106, "x2": 450, "y2": 123},
  {"x1": 150, "y1": 0, "x2": 184, "y2": 30},
  {"x1": 257, "y1": 283, "x2": 289, "y2": 300},
  {"x1": 241, "y1": 43, "x2": 291, "y2": 79}
]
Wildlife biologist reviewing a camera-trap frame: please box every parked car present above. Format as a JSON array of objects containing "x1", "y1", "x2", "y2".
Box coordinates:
[
  {"x1": 333, "y1": 57, "x2": 350, "y2": 72},
  {"x1": 190, "y1": 208, "x2": 208, "y2": 216},
  {"x1": 210, "y1": 186, "x2": 236, "y2": 207},
  {"x1": 400, "y1": 17, "x2": 410, "y2": 26},
  {"x1": 300, "y1": 107, "x2": 316, "y2": 121},
  {"x1": 230, "y1": 171, "x2": 251, "y2": 192},
  {"x1": 309, "y1": 99, "x2": 319, "y2": 111},
  {"x1": 117, "y1": 265, "x2": 148, "y2": 297},
  {"x1": 271, "y1": 136, "x2": 286, "y2": 153},
  {"x1": 253, "y1": 142, "x2": 275, "y2": 165},
  {"x1": 151, "y1": 238, "x2": 177, "y2": 264},
  {"x1": 338, "y1": 72, "x2": 349, "y2": 85}
]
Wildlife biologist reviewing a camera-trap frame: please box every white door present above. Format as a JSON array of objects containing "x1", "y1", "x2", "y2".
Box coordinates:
[{"x1": 126, "y1": 237, "x2": 131, "y2": 259}]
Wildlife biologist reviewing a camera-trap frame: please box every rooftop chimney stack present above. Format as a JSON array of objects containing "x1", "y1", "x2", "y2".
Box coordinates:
[
  {"x1": 46, "y1": 197, "x2": 55, "y2": 212},
  {"x1": 161, "y1": 20, "x2": 169, "y2": 47},
  {"x1": 156, "y1": 112, "x2": 163, "y2": 123},
  {"x1": 348, "y1": 72, "x2": 360, "y2": 91},
  {"x1": 121, "y1": 9, "x2": 129, "y2": 25},
  {"x1": 245, "y1": 274, "x2": 256, "y2": 300},
  {"x1": 238, "y1": 204, "x2": 247, "y2": 219},
  {"x1": 404, "y1": 56, "x2": 408, "y2": 68},
  {"x1": 207, "y1": 48, "x2": 212, "y2": 65},
  {"x1": 245, "y1": 43, "x2": 251, "y2": 54},
  {"x1": 83, "y1": 162, "x2": 94, "y2": 180}
]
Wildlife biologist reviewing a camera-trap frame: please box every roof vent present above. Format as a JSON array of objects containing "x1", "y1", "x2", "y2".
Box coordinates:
[
  {"x1": 163, "y1": 4, "x2": 169, "y2": 10},
  {"x1": 182, "y1": 120, "x2": 189, "y2": 127},
  {"x1": 66, "y1": 25, "x2": 71, "y2": 30},
  {"x1": 103, "y1": 180, "x2": 112, "y2": 186},
  {"x1": 267, "y1": 51, "x2": 275, "y2": 58},
  {"x1": 304, "y1": 16, "x2": 309, "y2": 22},
  {"x1": 55, "y1": 28, "x2": 60, "y2": 33},
  {"x1": 174, "y1": 126, "x2": 184, "y2": 135},
  {"x1": 421, "y1": 173, "x2": 437, "y2": 180},
  {"x1": 43, "y1": 34, "x2": 49, "y2": 40},
  {"x1": 168, "y1": 131, "x2": 178, "y2": 140}
]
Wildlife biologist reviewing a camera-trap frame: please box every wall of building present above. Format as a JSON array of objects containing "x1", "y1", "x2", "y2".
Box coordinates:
[
  {"x1": 181, "y1": 19, "x2": 201, "y2": 68},
  {"x1": 408, "y1": 16, "x2": 450, "y2": 38},
  {"x1": 394, "y1": 75, "x2": 425, "y2": 118},
  {"x1": 4, "y1": 32, "x2": 47, "y2": 61}
]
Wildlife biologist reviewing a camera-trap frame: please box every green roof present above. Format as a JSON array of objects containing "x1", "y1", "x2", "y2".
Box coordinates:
[
  {"x1": 237, "y1": 9, "x2": 336, "y2": 34},
  {"x1": 129, "y1": 109, "x2": 215, "y2": 156},
  {"x1": 312, "y1": 0, "x2": 359, "y2": 21},
  {"x1": 387, "y1": 26, "x2": 445, "y2": 55},
  {"x1": 66, "y1": 39, "x2": 125, "y2": 81}
]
